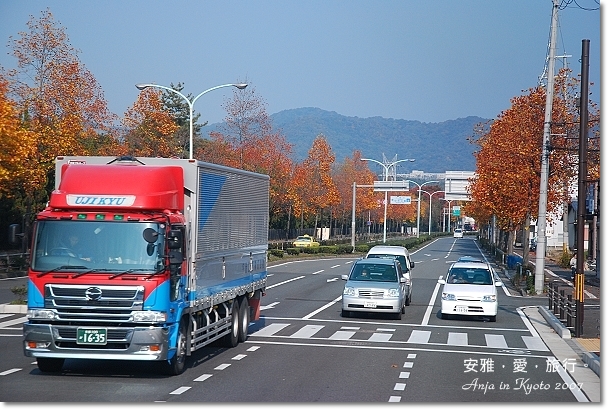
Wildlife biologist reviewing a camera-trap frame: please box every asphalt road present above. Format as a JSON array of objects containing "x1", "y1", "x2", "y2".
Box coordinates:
[{"x1": 0, "y1": 237, "x2": 599, "y2": 402}]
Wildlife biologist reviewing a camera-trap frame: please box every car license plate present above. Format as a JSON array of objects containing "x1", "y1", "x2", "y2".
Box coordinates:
[
  {"x1": 364, "y1": 301, "x2": 377, "y2": 308},
  {"x1": 77, "y1": 328, "x2": 107, "y2": 345},
  {"x1": 456, "y1": 306, "x2": 468, "y2": 313}
]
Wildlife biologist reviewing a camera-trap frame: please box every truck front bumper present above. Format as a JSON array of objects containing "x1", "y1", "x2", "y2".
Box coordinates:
[{"x1": 23, "y1": 322, "x2": 173, "y2": 361}]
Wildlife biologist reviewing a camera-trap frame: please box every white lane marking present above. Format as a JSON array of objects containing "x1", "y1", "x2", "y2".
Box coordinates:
[
  {"x1": 232, "y1": 354, "x2": 247, "y2": 360},
  {"x1": 214, "y1": 363, "x2": 231, "y2": 370},
  {"x1": 170, "y1": 386, "x2": 191, "y2": 395},
  {"x1": 0, "y1": 317, "x2": 27, "y2": 328},
  {"x1": 393, "y1": 383, "x2": 406, "y2": 391},
  {"x1": 407, "y1": 353, "x2": 417, "y2": 359},
  {"x1": 399, "y1": 371, "x2": 410, "y2": 378},
  {"x1": 301, "y1": 295, "x2": 342, "y2": 320},
  {"x1": 388, "y1": 396, "x2": 402, "y2": 402},
  {"x1": 485, "y1": 334, "x2": 508, "y2": 348},
  {"x1": 266, "y1": 276, "x2": 305, "y2": 289},
  {"x1": 0, "y1": 368, "x2": 21, "y2": 376},
  {"x1": 403, "y1": 362, "x2": 414, "y2": 369},
  {"x1": 330, "y1": 265, "x2": 340, "y2": 269},
  {"x1": 260, "y1": 302, "x2": 280, "y2": 310},
  {"x1": 422, "y1": 281, "x2": 442, "y2": 326},
  {"x1": 193, "y1": 374, "x2": 213, "y2": 382},
  {"x1": 516, "y1": 307, "x2": 540, "y2": 338},
  {"x1": 312, "y1": 270, "x2": 324, "y2": 275},
  {"x1": 326, "y1": 278, "x2": 339, "y2": 283},
  {"x1": 246, "y1": 346, "x2": 260, "y2": 352}
]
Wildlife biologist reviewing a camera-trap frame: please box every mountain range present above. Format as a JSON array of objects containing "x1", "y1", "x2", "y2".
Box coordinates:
[{"x1": 206, "y1": 107, "x2": 490, "y2": 174}]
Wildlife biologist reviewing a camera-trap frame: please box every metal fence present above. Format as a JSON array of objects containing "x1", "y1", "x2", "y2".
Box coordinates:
[{"x1": 547, "y1": 280, "x2": 579, "y2": 336}]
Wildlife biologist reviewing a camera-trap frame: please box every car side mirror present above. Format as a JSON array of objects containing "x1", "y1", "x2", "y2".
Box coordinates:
[
  {"x1": 341, "y1": 274, "x2": 348, "y2": 281},
  {"x1": 410, "y1": 261, "x2": 415, "y2": 269},
  {"x1": 438, "y1": 278, "x2": 446, "y2": 285},
  {"x1": 495, "y1": 281, "x2": 503, "y2": 287}
]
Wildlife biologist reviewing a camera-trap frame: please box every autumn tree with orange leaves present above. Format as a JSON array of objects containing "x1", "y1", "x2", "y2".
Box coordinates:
[
  {"x1": 0, "y1": 9, "x2": 117, "y2": 246},
  {"x1": 199, "y1": 82, "x2": 295, "y2": 229},
  {"x1": 122, "y1": 88, "x2": 180, "y2": 157},
  {"x1": 467, "y1": 68, "x2": 599, "y2": 259}
]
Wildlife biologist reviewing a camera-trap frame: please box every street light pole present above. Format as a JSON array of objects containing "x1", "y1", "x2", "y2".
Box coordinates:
[
  {"x1": 402, "y1": 180, "x2": 438, "y2": 238},
  {"x1": 423, "y1": 190, "x2": 445, "y2": 235},
  {"x1": 360, "y1": 157, "x2": 415, "y2": 243},
  {"x1": 135, "y1": 82, "x2": 248, "y2": 160}
]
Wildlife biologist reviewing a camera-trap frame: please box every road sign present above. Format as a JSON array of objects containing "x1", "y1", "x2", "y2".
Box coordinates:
[
  {"x1": 373, "y1": 180, "x2": 410, "y2": 191},
  {"x1": 390, "y1": 196, "x2": 412, "y2": 205},
  {"x1": 452, "y1": 206, "x2": 460, "y2": 216}
]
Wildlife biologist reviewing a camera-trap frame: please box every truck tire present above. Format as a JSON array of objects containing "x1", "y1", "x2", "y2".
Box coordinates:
[
  {"x1": 37, "y1": 358, "x2": 64, "y2": 373},
  {"x1": 166, "y1": 321, "x2": 187, "y2": 375},
  {"x1": 238, "y1": 297, "x2": 249, "y2": 343},
  {"x1": 220, "y1": 299, "x2": 239, "y2": 348}
]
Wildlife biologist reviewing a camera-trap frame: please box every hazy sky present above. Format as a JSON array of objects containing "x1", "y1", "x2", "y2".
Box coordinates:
[{"x1": 0, "y1": 0, "x2": 601, "y2": 125}]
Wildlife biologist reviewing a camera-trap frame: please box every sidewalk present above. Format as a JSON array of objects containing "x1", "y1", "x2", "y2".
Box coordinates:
[{"x1": 493, "y1": 251, "x2": 601, "y2": 386}]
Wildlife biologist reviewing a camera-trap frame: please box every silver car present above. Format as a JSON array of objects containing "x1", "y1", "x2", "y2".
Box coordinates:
[{"x1": 341, "y1": 258, "x2": 407, "y2": 320}]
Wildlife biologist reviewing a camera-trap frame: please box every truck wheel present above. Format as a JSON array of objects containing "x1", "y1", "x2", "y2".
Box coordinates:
[
  {"x1": 238, "y1": 297, "x2": 250, "y2": 343},
  {"x1": 37, "y1": 358, "x2": 64, "y2": 373},
  {"x1": 221, "y1": 299, "x2": 239, "y2": 348},
  {"x1": 166, "y1": 321, "x2": 187, "y2": 375}
]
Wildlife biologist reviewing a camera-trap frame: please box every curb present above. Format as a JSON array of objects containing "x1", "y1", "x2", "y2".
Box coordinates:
[
  {"x1": 539, "y1": 305, "x2": 571, "y2": 338},
  {"x1": 0, "y1": 304, "x2": 27, "y2": 314},
  {"x1": 578, "y1": 349, "x2": 601, "y2": 377}
]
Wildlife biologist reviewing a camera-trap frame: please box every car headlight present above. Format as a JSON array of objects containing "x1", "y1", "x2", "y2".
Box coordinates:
[
  {"x1": 343, "y1": 286, "x2": 355, "y2": 296},
  {"x1": 130, "y1": 311, "x2": 167, "y2": 323},
  {"x1": 27, "y1": 309, "x2": 58, "y2": 320},
  {"x1": 442, "y1": 293, "x2": 456, "y2": 301},
  {"x1": 387, "y1": 288, "x2": 399, "y2": 297},
  {"x1": 481, "y1": 295, "x2": 497, "y2": 302}
]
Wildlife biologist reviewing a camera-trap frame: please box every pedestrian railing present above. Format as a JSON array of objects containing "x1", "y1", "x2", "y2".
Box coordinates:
[
  {"x1": 0, "y1": 252, "x2": 28, "y2": 272},
  {"x1": 547, "y1": 280, "x2": 577, "y2": 333}
]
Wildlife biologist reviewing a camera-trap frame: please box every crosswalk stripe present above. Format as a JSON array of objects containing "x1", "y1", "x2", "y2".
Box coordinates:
[
  {"x1": 485, "y1": 334, "x2": 508, "y2": 348},
  {"x1": 368, "y1": 333, "x2": 392, "y2": 342},
  {"x1": 447, "y1": 332, "x2": 468, "y2": 346},
  {"x1": 329, "y1": 330, "x2": 356, "y2": 340},
  {"x1": 290, "y1": 325, "x2": 323, "y2": 338},
  {"x1": 522, "y1": 336, "x2": 549, "y2": 351},
  {"x1": 407, "y1": 330, "x2": 431, "y2": 344},
  {"x1": 251, "y1": 323, "x2": 289, "y2": 337}
]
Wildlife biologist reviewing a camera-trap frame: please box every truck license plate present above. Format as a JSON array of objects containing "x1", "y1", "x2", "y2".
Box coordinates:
[
  {"x1": 456, "y1": 306, "x2": 468, "y2": 313},
  {"x1": 364, "y1": 301, "x2": 377, "y2": 308},
  {"x1": 77, "y1": 328, "x2": 107, "y2": 345}
]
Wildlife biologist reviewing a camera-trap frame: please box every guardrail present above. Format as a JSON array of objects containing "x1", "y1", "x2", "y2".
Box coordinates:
[
  {"x1": 547, "y1": 280, "x2": 579, "y2": 336},
  {"x1": 0, "y1": 252, "x2": 28, "y2": 272}
]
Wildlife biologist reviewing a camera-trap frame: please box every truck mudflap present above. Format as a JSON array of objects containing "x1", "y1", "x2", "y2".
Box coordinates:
[{"x1": 23, "y1": 322, "x2": 175, "y2": 361}]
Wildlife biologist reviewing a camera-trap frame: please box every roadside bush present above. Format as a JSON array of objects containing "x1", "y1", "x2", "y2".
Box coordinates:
[
  {"x1": 319, "y1": 245, "x2": 337, "y2": 254},
  {"x1": 335, "y1": 244, "x2": 353, "y2": 254},
  {"x1": 302, "y1": 247, "x2": 319, "y2": 254},
  {"x1": 269, "y1": 249, "x2": 284, "y2": 258},
  {"x1": 286, "y1": 247, "x2": 301, "y2": 255},
  {"x1": 10, "y1": 285, "x2": 27, "y2": 304},
  {"x1": 355, "y1": 244, "x2": 369, "y2": 253}
]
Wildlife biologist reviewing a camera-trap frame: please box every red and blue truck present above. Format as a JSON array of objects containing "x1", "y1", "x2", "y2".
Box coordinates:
[{"x1": 23, "y1": 156, "x2": 269, "y2": 375}]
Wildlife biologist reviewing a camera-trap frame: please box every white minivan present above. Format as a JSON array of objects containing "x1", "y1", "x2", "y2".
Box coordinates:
[{"x1": 365, "y1": 245, "x2": 414, "y2": 306}]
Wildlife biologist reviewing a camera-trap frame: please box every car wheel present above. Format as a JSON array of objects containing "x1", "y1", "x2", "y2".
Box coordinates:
[
  {"x1": 37, "y1": 358, "x2": 64, "y2": 373},
  {"x1": 341, "y1": 309, "x2": 350, "y2": 318},
  {"x1": 488, "y1": 315, "x2": 497, "y2": 322},
  {"x1": 441, "y1": 312, "x2": 452, "y2": 320},
  {"x1": 405, "y1": 293, "x2": 411, "y2": 306},
  {"x1": 395, "y1": 310, "x2": 402, "y2": 320}
]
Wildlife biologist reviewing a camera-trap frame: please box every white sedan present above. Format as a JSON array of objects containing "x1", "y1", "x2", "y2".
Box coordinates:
[{"x1": 437, "y1": 261, "x2": 503, "y2": 322}]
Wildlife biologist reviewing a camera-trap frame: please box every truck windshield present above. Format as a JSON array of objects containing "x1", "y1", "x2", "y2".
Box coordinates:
[{"x1": 31, "y1": 220, "x2": 165, "y2": 273}]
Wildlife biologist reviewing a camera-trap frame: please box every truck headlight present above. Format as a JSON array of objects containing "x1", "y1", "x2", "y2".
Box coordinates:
[
  {"x1": 130, "y1": 311, "x2": 167, "y2": 323},
  {"x1": 27, "y1": 309, "x2": 58, "y2": 320},
  {"x1": 441, "y1": 293, "x2": 456, "y2": 301}
]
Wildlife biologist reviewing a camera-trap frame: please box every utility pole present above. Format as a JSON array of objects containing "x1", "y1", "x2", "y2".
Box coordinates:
[
  {"x1": 534, "y1": 0, "x2": 559, "y2": 295},
  {"x1": 574, "y1": 39, "x2": 590, "y2": 337}
]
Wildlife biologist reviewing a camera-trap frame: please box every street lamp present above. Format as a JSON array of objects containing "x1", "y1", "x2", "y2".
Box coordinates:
[
  {"x1": 420, "y1": 190, "x2": 445, "y2": 235},
  {"x1": 135, "y1": 82, "x2": 248, "y2": 160},
  {"x1": 402, "y1": 180, "x2": 439, "y2": 238},
  {"x1": 360, "y1": 157, "x2": 415, "y2": 243},
  {"x1": 440, "y1": 198, "x2": 454, "y2": 232}
]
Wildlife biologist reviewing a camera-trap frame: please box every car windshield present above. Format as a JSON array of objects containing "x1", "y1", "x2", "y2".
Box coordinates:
[
  {"x1": 447, "y1": 267, "x2": 492, "y2": 285},
  {"x1": 350, "y1": 264, "x2": 398, "y2": 282},
  {"x1": 296, "y1": 236, "x2": 310, "y2": 242},
  {"x1": 367, "y1": 254, "x2": 407, "y2": 271}
]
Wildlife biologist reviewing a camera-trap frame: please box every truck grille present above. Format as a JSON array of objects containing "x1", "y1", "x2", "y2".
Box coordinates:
[{"x1": 44, "y1": 284, "x2": 144, "y2": 323}]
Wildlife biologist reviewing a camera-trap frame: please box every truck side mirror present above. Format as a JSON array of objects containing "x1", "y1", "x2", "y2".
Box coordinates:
[
  {"x1": 168, "y1": 250, "x2": 183, "y2": 265},
  {"x1": 167, "y1": 230, "x2": 183, "y2": 249}
]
